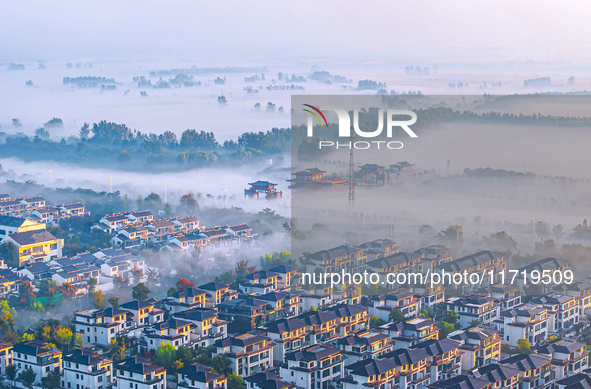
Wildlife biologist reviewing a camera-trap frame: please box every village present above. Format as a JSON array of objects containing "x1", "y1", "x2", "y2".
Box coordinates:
[{"x1": 0, "y1": 183, "x2": 587, "y2": 389}]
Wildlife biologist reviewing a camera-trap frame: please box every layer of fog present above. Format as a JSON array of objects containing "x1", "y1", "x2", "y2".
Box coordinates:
[{"x1": 0, "y1": 157, "x2": 292, "y2": 217}]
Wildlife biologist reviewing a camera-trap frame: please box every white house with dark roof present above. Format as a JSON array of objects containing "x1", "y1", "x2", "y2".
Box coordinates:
[
  {"x1": 120, "y1": 298, "x2": 165, "y2": 328},
  {"x1": 165, "y1": 288, "x2": 209, "y2": 313},
  {"x1": 531, "y1": 294, "x2": 580, "y2": 334},
  {"x1": 262, "y1": 317, "x2": 308, "y2": 365},
  {"x1": 336, "y1": 329, "x2": 392, "y2": 363},
  {"x1": 500, "y1": 303, "x2": 551, "y2": 347},
  {"x1": 280, "y1": 345, "x2": 344, "y2": 389},
  {"x1": 74, "y1": 307, "x2": 136, "y2": 346},
  {"x1": 178, "y1": 362, "x2": 227, "y2": 389},
  {"x1": 13, "y1": 340, "x2": 62, "y2": 386},
  {"x1": 172, "y1": 307, "x2": 227, "y2": 348},
  {"x1": 2, "y1": 228, "x2": 63, "y2": 266},
  {"x1": 446, "y1": 296, "x2": 500, "y2": 329},
  {"x1": 368, "y1": 291, "x2": 421, "y2": 321},
  {"x1": 62, "y1": 348, "x2": 113, "y2": 389},
  {"x1": 536, "y1": 338, "x2": 589, "y2": 379},
  {"x1": 359, "y1": 238, "x2": 399, "y2": 261},
  {"x1": 245, "y1": 371, "x2": 296, "y2": 389},
  {"x1": 381, "y1": 317, "x2": 440, "y2": 350},
  {"x1": 171, "y1": 215, "x2": 200, "y2": 231},
  {"x1": 115, "y1": 356, "x2": 166, "y2": 389},
  {"x1": 141, "y1": 318, "x2": 195, "y2": 351},
  {"x1": 213, "y1": 330, "x2": 274, "y2": 376}
]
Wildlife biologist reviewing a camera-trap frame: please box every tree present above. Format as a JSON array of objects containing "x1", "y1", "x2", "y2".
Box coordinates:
[
  {"x1": 132, "y1": 283, "x2": 150, "y2": 301},
  {"x1": 153, "y1": 342, "x2": 176, "y2": 370},
  {"x1": 87, "y1": 277, "x2": 98, "y2": 294},
  {"x1": 108, "y1": 296, "x2": 121, "y2": 309},
  {"x1": 18, "y1": 282, "x2": 36, "y2": 306},
  {"x1": 131, "y1": 267, "x2": 143, "y2": 284},
  {"x1": 0, "y1": 242, "x2": 18, "y2": 269},
  {"x1": 91, "y1": 291, "x2": 106, "y2": 309},
  {"x1": 54, "y1": 326, "x2": 73, "y2": 350},
  {"x1": 370, "y1": 316, "x2": 386, "y2": 329},
  {"x1": 177, "y1": 193, "x2": 199, "y2": 215},
  {"x1": 175, "y1": 278, "x2": 194, "y2": 292},
  {"x1": 211, "y1": 355, "x2": 232, "y2": 375},
  {"x1": 227, "y1": 372, "x2": 243, "y2": 389},
  {"x1": 516, "y1": 338, "x2": 531, "y2": 354},
  {"x1": 437, "y1": 321, "x2": 455, "y2": 339},
  {"x1": 41, "y1": 370, "x2": 61, "y2": 389},
  {"x1": 106, "y1": 337, "x2": 127, "y2": 361},
  {"x1": 5, "y1": 364, "x2": 17, "y2": 387},
  {"x1": 79, "y1": 122, "x2": 91, "y2": 139},
  {"x1": 58, "y1": 282, "x2": 77, "y2": 298},
  {"x1": 167, "y1": 287, "x2": 177, "y2": 297},
  {"x1": 18, "y1": 368, "x2": 36, "y2": 389},
  {"x1": 118, "y1": 150, "x2": 131, "y2": 162},
  {"x1": 444, "y1": 310, "x2": 458, "y2": 324},
  {"x1": 388, "y1": 309, "x2": 406, "y2": 323}
]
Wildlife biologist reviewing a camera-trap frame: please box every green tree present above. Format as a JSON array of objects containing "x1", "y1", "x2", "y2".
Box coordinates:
[
  {"x1": 18, "y1": 368, "x2": 36, "y2": 389},
  {"x1": 132, "y1": 283, "x2": 150, "y2": 301},
  {"x1": 87, "y1": 277, "x2": 98, "y2": 294},
  {"x1": 118, "y1": 150, "x2": 131, "y2": 162},
  {"x1": 444, "y1": 310, "x2": 458, "y2": 324},
  {"x1": 227, "y1": 372, "x2": 243, "y2": 389},
  {"x1": 437, "y1": 321, "x2": 456, "y2": 339},
  {"x1": 370, "y1": 316, "x2": 386, "y2": 329},
  {"x1": 0, "y1": 242, "x2": 18, "y2": 268},
  {"x1": 211, "y1": 355, "x2": 232, "y2": 375},
  {"x1": 91, "y1": 291, "x2": 106, "y2": 309},
  {"x1": 516, "y1": 338, "x2": 531, "y2": 354},
  {"x1": 108, "y1": 296, "x2": 121, "y2": 309},
  {"x1": 106, "y1": 337, "x2": 127, "y2": 361},
  {"x1": 388, "y1": 309, "x2": 406, "y2": 323},
  {"x1": 167, "y1": 287, "x2": 177, "y2": 297},
  {"x1": 55, "y1": 326, "x2": 73, "y2": 350},
  {"x1": 5, "y1": 364, "x2": 17, "y2": 387},
  {"x1": 41, "y1": 370, "x2": 61, "y2": 389},
  {"x1": 153, "y1": 342, "x2": 176, "y2": 370}
]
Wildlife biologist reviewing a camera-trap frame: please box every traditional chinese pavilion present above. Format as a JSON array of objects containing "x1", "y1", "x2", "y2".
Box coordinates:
[
  {"x1": 244, "y1": 181, "x2": 282, "y2": 198},
  {"x1": 288, "y1": 167, "x2": 347, "y2": 188}
]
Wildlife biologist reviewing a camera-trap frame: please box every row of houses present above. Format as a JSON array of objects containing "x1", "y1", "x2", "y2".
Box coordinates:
[
  {"x1": 0, "y1": 193, "x2": 88, "y2": 225},
  {"x1": 92, "y1": 210, "x2": 254, "y2": 251}
]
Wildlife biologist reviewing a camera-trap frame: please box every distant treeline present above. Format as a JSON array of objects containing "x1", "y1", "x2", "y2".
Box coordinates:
[
  {"x1": 149, "y1": 66, "x2": 268, "y2": 77},
  {"x1": 0, "y1": 121, "x2": 292, "y2": 172},
  {"x1": 463, "y1": 168, "x2": 536, "y2": 180},
  {"x1": 63, "y1": 76, "x2": 116, "y2": 87},
  {"x1": 4, "y1": 106, "x2": 591, "y2": 172}
]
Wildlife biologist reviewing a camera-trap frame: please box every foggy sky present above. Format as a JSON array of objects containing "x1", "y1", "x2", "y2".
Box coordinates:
[{"x1": 2, "y1": 0, "x2": 591, "y2": 64}]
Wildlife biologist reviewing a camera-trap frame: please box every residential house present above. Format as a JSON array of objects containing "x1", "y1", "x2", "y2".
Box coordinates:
[
  {"x1": 448, "y1": 325, "x2": 501, "y2": 368},
  {"x1": 536, "y1": 338, "x2": 589, "y2": 379},
  {"x1": 74, "y1": 307, "x2": 135, "y2": 346},
  {"x1": 172, "y1": 308, "x2": 227, "y2": 348},
  {"x1": 501, "y1": 304, "x2": 550, "y2": 347},
  {"x1": 336, "y1": 330, "x2": 393, "y2": 363},
  {"x1": 178, "y1": 362, "x2": 227, "y2": 389},
  {"x1": 415, "y1": 245, "x2": 453, "y2": 272},
  {"x1": 114, "y1": 356, "x2": 166, "y2": 389},
  {"x1": 280, "y1": 345, "x2": 344, "y2": 389},
  {"x1": 262, "y1": 317, "x2": 308, "y2": 365},
  {"x1": 13, "y1": 340, "x2": 62, "y2": 386},
  {"x1": 141, "y1": 318, "x2": 195, "y2": 351},
  {"x1": 2, "y1": 228, "x2": 63, "y2": 265},
  {"x1": 445, "y1": 296, "x2": 500, "y2": 329},
  {"x1": 217, "y1": 297, "x2": 270, "y2": 334},
  {"x1": 213, "y1": 331, "x2": 274, "y2": 376},
  {"x1": 62, "y1": 348, "x2": 113, "y2": 389}
]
